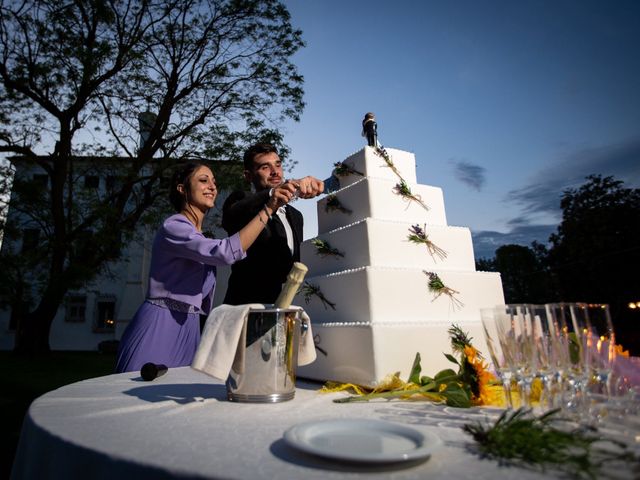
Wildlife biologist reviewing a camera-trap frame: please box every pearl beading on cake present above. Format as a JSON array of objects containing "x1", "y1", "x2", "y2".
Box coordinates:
[
  {"x1": 318, "y1": 217, "x2": 470, "y2": 236},
  {"x1": 312, "y1": 266, "x2": 501, "y2": 279}
]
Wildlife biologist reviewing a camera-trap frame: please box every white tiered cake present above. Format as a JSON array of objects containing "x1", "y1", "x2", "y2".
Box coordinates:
[{"x1": 294, "y1": 146, "x2": 505, "y2": 386}]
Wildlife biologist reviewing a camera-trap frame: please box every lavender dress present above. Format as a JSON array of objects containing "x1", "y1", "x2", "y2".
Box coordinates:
[{"x1": 115, "y1": 214, "x2": 245, "y2": 373}]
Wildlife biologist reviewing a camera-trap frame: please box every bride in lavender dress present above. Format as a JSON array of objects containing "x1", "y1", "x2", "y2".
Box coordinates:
[{"x1": 115, "y1": 162, "x2": 297, "y2": 373}]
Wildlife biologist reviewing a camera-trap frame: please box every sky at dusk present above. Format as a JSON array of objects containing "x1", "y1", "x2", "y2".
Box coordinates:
[{"x1": 280, "y1": 0, "x2": 640, "y2": 259}]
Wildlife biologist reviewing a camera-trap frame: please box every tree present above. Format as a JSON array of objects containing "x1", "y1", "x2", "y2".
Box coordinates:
[
  {"x1": 546, "y1": 175, "x2": 640, "y2": 351},
  {"x1": 477, "y1": 244, "x2": 553, "y2": 304},
  {"x1": 0, "y1": 0, "x2": 305, "y2": 354}
]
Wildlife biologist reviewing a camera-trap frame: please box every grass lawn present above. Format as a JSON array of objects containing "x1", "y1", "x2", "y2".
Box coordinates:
[{"x1": 0, "y1": 351, "x2": 117, "y2": 479}]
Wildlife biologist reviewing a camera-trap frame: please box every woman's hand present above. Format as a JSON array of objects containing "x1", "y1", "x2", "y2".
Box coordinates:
[{"x1": 266, "y1": 181, "x2": 298, "y2": 213}]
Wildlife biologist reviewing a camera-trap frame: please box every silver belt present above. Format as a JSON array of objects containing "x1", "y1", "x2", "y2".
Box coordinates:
[{"x1": 146, "y1": 298, "x2": 200, "y2": 314}]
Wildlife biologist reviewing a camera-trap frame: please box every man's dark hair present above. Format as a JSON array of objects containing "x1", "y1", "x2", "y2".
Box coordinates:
[{"x1": 243, "y1": 143, "x2": 279, "y2": 170}]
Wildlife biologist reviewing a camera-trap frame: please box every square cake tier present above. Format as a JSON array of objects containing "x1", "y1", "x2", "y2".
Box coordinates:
[
  {"x1": 295, "y1": 267, "x2": 504, "y2": 324},
  {"x1": 335, "y1": 146, "x2": 417, "y2": 188},
  {"x1": 317, "y1": 178, "x2": 447, "y2": 234},
  {"x1": 298, "y1": 321, "x2": 491, "y2": 386},
  {"x1": 301, "y1": 218, "x2": 476, "y2": 275}
]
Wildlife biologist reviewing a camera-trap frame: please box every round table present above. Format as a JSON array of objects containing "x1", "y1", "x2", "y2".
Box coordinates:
[{"x1": 10, "y1": 367, "x2": 638, "y2": 479}]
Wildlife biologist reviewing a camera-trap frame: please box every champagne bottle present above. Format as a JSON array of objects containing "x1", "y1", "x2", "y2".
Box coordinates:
[{"x1": 274, "y1": 262, "x2": 308, "y2": 309}]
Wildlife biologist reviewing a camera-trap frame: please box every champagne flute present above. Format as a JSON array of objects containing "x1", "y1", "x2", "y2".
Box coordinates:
[
  {"x1": 480, "y1": 307, "x2": 514, "y2": 409},
  {"x1": 541, "y1": 303, "x2": 571, "y2": 409},
  {"x1": 527, "y1": 304, "x2": 558, "y2": 410},
  {"x1": 499, "y1": 304, "x2": 537, "y2": 408},
  {"x1": 547, "y1": 302, "x2": 591, "y2": 418},
  {"x1": 583, "y1": 303, "x2": 616, "y2": 398}
]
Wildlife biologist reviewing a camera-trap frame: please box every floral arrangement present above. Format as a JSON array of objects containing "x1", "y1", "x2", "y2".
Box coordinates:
[
  {"x1": 407, "y1": 224, "x2": 447, "y2": 260},
  {"x1": 374, "y1": 145, "x2": 404, "y2": 182},
  {"x1": 324, "y1": 325, "x2": 499, "y2": 407},
  {"x1": 299, "y1": 281, "x2": 336, "y2": 310},
  {"x1": 311, "y1": 238, "x2": 344, "y2": 258},
  {"x1": 393, "y1": 180, "x2": 429, "y2": 211},
  {"x1": 325, "y1": 194, "x2": 352, "y2": 215},
  {"x1": 424, "y1": 271, "x2": 463, "y2": 310},
  {"x1": 333, "y1": 161, "x2": 363, "y2": 177}
]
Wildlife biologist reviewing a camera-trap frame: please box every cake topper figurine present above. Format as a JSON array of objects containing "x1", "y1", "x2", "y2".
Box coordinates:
[{"x1": 362, "y1": 112, "x2": 378, "y2": 147}]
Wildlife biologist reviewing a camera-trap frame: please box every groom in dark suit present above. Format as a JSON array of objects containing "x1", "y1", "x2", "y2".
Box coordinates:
[{"x1": 222, "y1": 143, "x2": 324, "y2": 305}]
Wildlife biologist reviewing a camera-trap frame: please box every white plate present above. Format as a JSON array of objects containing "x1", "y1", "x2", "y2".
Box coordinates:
[{"x1": 283, "y1": 418, "x2": 441, "y2": 463}]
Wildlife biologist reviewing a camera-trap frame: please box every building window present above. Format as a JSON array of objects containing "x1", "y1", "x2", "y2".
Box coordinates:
[
  {"x1": 84, "y1": 175, "x2": 99, "y2": 188},
  {"x1": 106, "y1": 175, "x2": 118, "y2": 191},
  {"x1": 94, "y1": 297, "x2": 116, "y2": 332},
  {"x1": 32, "y1": 174, "x2": 48, "y2": 187},
  {"x1": 22, "y1": 228, "x2": 40, "y2": 253},
  {"x1": 66, "y1": 295, "x2": 87, "y2": 323}
]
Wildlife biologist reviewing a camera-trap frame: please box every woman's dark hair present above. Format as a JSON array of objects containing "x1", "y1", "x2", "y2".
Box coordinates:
[{"x1": 169, "y1": 161, "x2": 209, "y2": 213}]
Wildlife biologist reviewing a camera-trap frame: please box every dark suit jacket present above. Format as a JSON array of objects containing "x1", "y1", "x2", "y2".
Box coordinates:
[{"x1": 221, "y1": 189, "x2": 303, "y2": 305}]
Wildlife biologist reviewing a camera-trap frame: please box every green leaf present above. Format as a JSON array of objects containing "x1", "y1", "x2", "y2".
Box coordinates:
[
  {"x1": 434, "y1": 368, "x2": 458, "y2": 382},
  {"x1": 420, "y1": 375, "x2": 434, "y2": 386},
  {"x1": 333, "y1": 385, "x2": 443, "y2": 403},
  {"x1": 420, "y1": 380, "x2": 437, "y2": 391},
  {"x1": 441, "y1": 383, "x2": 471, "y2": 407},
  {"x1": 408, "y1": 352, "x2": 422, "y2": 384},
  {"x1": 444, "y1": 353, "x2": 460, "y2": 366}
]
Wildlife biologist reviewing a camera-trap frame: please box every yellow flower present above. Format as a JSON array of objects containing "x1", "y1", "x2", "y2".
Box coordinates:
[
  {"x1": 615, "y1": 343, "x2": 630, "y2": 358},
  {"x1": 464, "y1": 345, "x2": 497, "y2": 406},
  {"x1": 320, "y1": 372, "x2": 417, "y2": 396},
  {"x1": 485, "y1": 384, "x2": 509, "y2": 407},
  {"x1": 530, "y1": 378, "x2": 543, "y2": 403}
]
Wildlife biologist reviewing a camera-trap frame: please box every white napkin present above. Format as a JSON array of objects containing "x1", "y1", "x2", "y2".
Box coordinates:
[{"x1": 191, "y1": 304, "x2": 316, "y2": 380}]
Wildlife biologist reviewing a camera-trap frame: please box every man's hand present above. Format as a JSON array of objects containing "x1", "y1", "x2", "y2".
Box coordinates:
[{"x1": 290, "y1": 176, "x2": 324, "y2": 199}]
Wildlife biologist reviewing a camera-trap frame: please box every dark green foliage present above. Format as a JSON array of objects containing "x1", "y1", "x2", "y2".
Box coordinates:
[
  {"x1": 547, "y1": 175, "x2": 640, "y2": 353},
  {"x1": 493, "y1": 244, "x2": 554, "y2": 304},
  {"x1": 548, "y1": 175, "x2": 640, "y2": 305},
  {"x1": 464, "y1": 408, "x2": 640, "y2": 479}
]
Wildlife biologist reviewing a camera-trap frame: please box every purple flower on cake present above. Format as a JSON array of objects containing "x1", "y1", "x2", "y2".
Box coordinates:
[
  {"x1": 394, "y1": 180, "x2": 429, "y2": 211},
  {"x1": 424, "y1": 271, "x2": 463, "y2": 310},
  {"x1": 333, "y1": 161, "x2": 363, "y2": 177},
  {"x1": 374, "y1": 145, "x2": 404, "y2": 182},
  {"x1": 325, "y1": 194, "x2": 352, "y2": 215},
  {"x1": 408, "y1": 224, "x2": 447, "y2": 261},
  {"x1": 299, "y1": 281, "x2": 336, "y2": 310},
  {"x1": 311, "y1": 238, "x2": 345, "y2": 258}
]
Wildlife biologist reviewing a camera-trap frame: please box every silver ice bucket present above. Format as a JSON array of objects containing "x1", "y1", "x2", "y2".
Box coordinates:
[{"x1": 226, "y1": 306, "x2": 308, "y2": 403}]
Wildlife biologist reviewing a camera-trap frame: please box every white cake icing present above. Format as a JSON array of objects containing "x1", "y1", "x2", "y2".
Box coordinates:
[
  {"x1": 334, "y1": 147, "x2": 417, "y2": 187},
  {"x1": 317, "y1": 177, "x2": 447, "y2": 233},
  {"x1": 300, "y1": 218, "x2": 476, "y2": 275},
  {"x1": 296, "y1": 146, "x2": 505, "y2": 386},
  {"x1": 300, "y1": 323, "x2": 491, "y2": 387},
  {"x1": 299, "y1": 267, "x2": 504, "y2": 324}
]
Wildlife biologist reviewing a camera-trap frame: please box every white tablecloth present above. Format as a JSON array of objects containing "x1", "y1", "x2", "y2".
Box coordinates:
[{"x1": 10, "y1": 367, "x2": 638, "y2": 480}]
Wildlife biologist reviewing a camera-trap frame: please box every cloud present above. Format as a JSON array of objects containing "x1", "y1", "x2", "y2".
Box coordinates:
[
  {"x1": 451, "y1": 159, "x2": 486, "y2": 191},
  {"x1": 474, "y1": 136, "x2": 640, "y2": 260},
  {"x1": 506, "y1": 136, "x2": 640, "y2": 217},
  {"x1": 472, "y1": 224, "x2": 557, "y2": 260}
]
